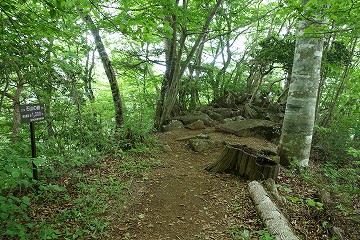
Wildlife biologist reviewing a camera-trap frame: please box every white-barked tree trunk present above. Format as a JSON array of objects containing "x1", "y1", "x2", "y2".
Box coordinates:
[{"x1": 278, "y1": 18, "x2": 324, "y2": 167}]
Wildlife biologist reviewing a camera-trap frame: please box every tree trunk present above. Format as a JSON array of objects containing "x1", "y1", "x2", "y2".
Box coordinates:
[
  {"x1": 248, "y1": 66, "x2": 274, "y2": 105},
  {"x1": 206, "y1": 144, "x2": 279, "y2": 180},
  {"x1": 190, "y1": 44, "x2": 204, "y2": 110},
  {"x1": 320, "y1": 37, "x2": 358, "y2": 127},
  {"x1": 45, "y1": 40, "x2": 55, "y2": 138},
  {"x1": 84, "y1": 45, "x2": 96, "y2": 102},
  {"x1": 0, "y1": 75, "x2": 10, "y2": 113},
  {"x1": 78, "y1": 9, "x2": 124, "y2": 129},
  {"x1": 248, "y1": 181, "x2": 300, "y2": 240},
  {"x1": 278, "y1": 16, "x2": 324, "y2": 167},
  {"x1": 7, "y1": 67, "x2": 25, "y2": 142},
  {"x1": 155, "y1": 0, "x2": 223, "y2": 129},
  {"x1": 154, "y1": 7, "x2": 181, "y2": 129}
]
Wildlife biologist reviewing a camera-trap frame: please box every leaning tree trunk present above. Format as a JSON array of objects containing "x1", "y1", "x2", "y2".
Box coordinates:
[
  {"x1": 78, "y1": 8, "x2": 124, "y2": 129},
  {"x1": 278, "y1": 6, "x2": 324, "y2": 167},
  {"x1": 154, "y1": 9, "x2": 180, "y2": 130},
  {"x1": 206, "y1": 144, "x2": 279, "y2": 180}
]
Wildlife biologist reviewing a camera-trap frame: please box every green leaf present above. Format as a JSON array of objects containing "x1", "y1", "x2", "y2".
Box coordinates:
[
  {"x1": 93, "y1": 10, "x2": 100, "y2": 19},
  {"x1": 0, "y1": 212, "x2": 8, "y2": 220},
  {"x1": 5, "y1": 229, "x2": 16, "y2": 236},
  {"x1": 55, "y1": 0, "x2": 62, "y2": 9},
  {"x1": 288, "y1": 196, "x2": 300, "y2": 203},
  {"x1": 306, "y1": 198, "x2": 316, "y2": 207},
  {"x1": 49, "y1": 9, "x2": 56, "y2": 18},
  {"x1": 11, "y1": 170, "x2": 20, "y2": 178},
  {"x1": 22, "y1": 196, "x2": 30, "y2": 205},
  {"x1": 48, "y1": 185, "x2": 66, "y2": 192},
  {"x1": 32, "y1": 158, "x2": 44, "y2": 167},
  {"x1": 164, "y1": 25, "x2": 174, "y2": 38}
]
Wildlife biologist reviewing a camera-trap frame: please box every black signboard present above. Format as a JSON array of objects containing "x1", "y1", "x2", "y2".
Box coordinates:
[
  {"x1": 20, "y1": 104, "x2": 45, "y2": 124},
  {"x1": 19, "y1": 103, "x2": 45, "y2": 181}
]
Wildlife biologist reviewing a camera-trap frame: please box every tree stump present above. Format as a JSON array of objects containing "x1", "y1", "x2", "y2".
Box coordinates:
[{"x1": 205, "y1": 144, "x2": 279, "y2": 180}]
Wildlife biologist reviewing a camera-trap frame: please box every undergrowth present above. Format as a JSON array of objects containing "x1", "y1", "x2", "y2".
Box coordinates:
[
  {"x1": 277, "y1": 116, "x2": 359, "y2": 240},
  {"x1": 0, "y1": 120, "x2": 158, "y2": 240}
]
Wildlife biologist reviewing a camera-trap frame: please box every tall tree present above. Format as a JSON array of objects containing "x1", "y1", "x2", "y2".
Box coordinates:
[
  {"x1": 278, "y1": 1, "x2": 324, "y2": 167},
  {"x1": 77, "y1": 8, "x2": 124, "y2": 129},
  {"x1": 154, "y1": 0, "x2": 223, "y2": 129}
]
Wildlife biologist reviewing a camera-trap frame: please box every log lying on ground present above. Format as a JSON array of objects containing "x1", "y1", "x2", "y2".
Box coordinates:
[
  {"x1": 206, "y1": 144, "x2": 279, "y2": 180},
  {"x1": 248, "y1": 181, "x2": 300, "y2": 240}
]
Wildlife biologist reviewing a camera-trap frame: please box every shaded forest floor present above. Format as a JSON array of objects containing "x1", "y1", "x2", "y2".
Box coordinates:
[
  {"x1": 27, "y1": 127, "x2": 358, "y2": 240},
  {"x1": 114, "y1": 128, "x2": 271, "y2": 240},
  {"x1": 102, "y1": 127, "x2": 354, "y2": 240}
]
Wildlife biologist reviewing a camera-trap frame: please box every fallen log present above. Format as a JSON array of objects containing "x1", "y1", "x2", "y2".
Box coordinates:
[
  {"x1": 248, "y1": 181, "x2": 300, "y2": 240},
  {"x1": 205, "y1": 144, "x2": 279, "y2": 180}
]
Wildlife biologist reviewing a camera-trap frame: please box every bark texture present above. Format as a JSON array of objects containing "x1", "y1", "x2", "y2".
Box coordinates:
[
  {"x1": 206, "y1": 144, "x2": 279, "y2": 180},
  {"x1": 278, "y1": 19, "x2": 323, "y2": 167},
  {"x1": 4, "y1": 66, "x2": 25, "y2": 141},
  {"x1": 248, "y1": 181, "x2": 300, "y2": 240}
]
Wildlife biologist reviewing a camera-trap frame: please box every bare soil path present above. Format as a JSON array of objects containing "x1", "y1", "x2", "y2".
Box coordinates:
[{"x1": 117, "y1": 128, "x2": 277, "y2": 240}]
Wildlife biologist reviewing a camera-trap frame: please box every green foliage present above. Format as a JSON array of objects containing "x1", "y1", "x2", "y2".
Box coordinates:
[
  {"x1": 258, "y1": 229, "x2": 276, "y2": 240},
  {"x1": 254, "y1": 36, "x2": 295, "y2": 71},
  {"x1": 306, "y1": 197, "x2": 324, "y2": 211},
  {"x1": 0, "y1": 143, "x2": 33, "y2": 192},
  {"x1": 322, "y1": 163, "x2": 359, "y2": 196},
  {"x1": 326, "y1": 41, "x2": 352, "y2": 66},
  {"x1": 1, "y1": 0, "x2": 360, "y2": 238},
  {"x1": 314, "y1": 114, "x2": 359, "y2": 166},
  {"x1": 0, "y1": 195, "x2": 31, "y2": 240},
  {"x1": 118, "y1": 157, "x2": 160, "y2": 175}
]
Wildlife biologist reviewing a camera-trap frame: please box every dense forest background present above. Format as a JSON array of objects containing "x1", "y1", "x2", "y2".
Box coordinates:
[{"x1": 0, "y1": 0, "x2": 359, "y2": 239}]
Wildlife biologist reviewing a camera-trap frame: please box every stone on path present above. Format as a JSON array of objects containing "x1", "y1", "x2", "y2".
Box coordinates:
[
  {"x1": 160, "y1": 144, "x2": 172, "y2": 152},
  {"x1": 189, "y1": 139, "x2": 224, "y2": 152},
  {"x1": 217, "y1": 119, "x2": 280, "y2": 142},
  {"x1": 175, "y1": 112, "x2": 214, "y2": 126},
  {"x1": 186, "y1": 120, "x2": 205, "y2": 130},
  {"x1": 162, "y1": 120, "x2": 184, "y2": 132}
]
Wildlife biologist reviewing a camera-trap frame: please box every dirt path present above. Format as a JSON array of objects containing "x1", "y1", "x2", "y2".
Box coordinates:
[{"x1": 114, "y1": 128, "x2": 278, "y2": 240}]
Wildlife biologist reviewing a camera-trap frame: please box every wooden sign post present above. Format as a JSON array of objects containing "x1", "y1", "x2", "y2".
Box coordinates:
[{"x1": 20, "y1": 104, "x2": 45, "y2": 181}]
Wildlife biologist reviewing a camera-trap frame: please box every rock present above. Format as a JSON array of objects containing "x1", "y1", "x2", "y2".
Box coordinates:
[
  {"x1": 175, "y1": 112, "x2": 214, "y2": 126},
  {"x1": 189, "y1": 139, "x2": 224, "y2": 152},
  {"x1": 202, "y1": 109, "x2": 224, "y2": 122},
  {"x1": 162, "y1": 120, "x2": 184, "y2": 132},
  {"x1": 176, "y1": 133, "x2": 210, "y2": 141},
  {"x1": 211, "y1": 108, "x2": 242, "y2": 118},
  {"x1": 217, "y1": 119, "x2": 281, "y2": 142},
  {"x1": 223, "y1": 116, "x2": 246, "y2": 123},
  {"x1": 160, "y1": 144, "x2": 172, "y2": 152},
  {"x1": 185, "y1": 120, "x2": 205, "y2": 130}
]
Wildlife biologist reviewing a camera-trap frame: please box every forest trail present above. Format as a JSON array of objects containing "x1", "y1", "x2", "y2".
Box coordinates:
[{"x1": 115, "y1": 128, "x2": 278, "y2": 240}]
